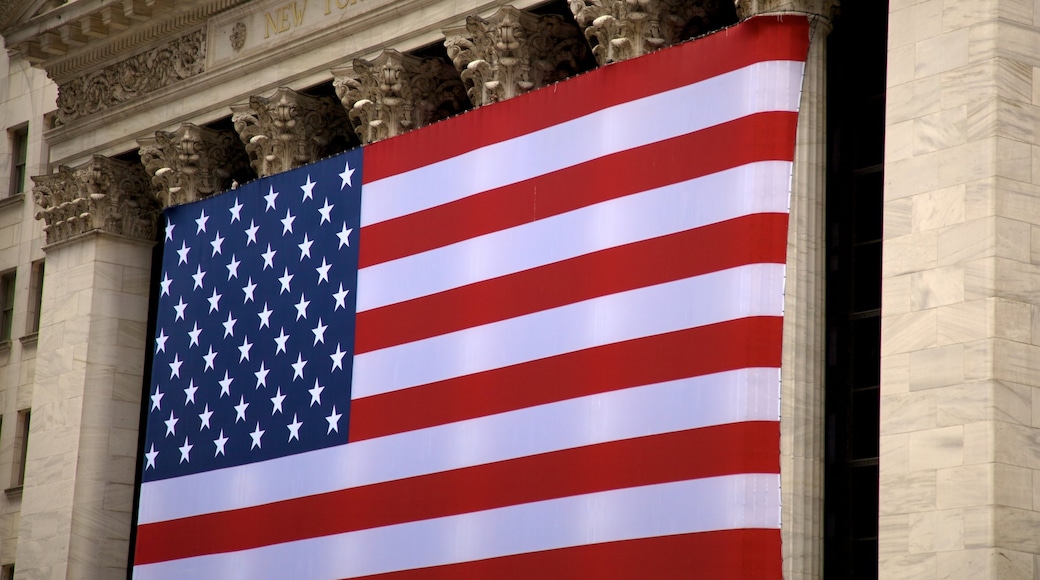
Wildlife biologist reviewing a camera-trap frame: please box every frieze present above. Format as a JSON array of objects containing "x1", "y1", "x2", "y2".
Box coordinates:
[{"x1": 54, "y1": 29, "x2": 206, "y2": 126}]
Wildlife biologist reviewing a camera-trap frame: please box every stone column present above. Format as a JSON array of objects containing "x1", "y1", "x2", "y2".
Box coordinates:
[
  {"x1": 231, "y1": 87, "x2": 351, "y2": 178},
  {"x1": 734, "y1": 2, "x2": 834, "y2": 579},
  {"x1": 138, "y1": 123, "x2": 249, "y2": 207},
  {"x1": 443, "y1": 5, "x2": 591, "y2": 106},
  {"x1": 879, "y1": 1, "x2": 1040, "y2": 577},
  {"x1": 21, "y1": 155, "x2": 161, "y2": 579},
  {"x1": 333, "y1": 50, "x2": 469, "y2": 144},
  {"x1": 569, "y1": 0, "x2": 723, "y2": 64}
]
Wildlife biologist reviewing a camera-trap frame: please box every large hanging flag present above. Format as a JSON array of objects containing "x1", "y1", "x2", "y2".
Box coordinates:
[{"x1": 131, "y1": 15, "x2": 808, "y2": 579}]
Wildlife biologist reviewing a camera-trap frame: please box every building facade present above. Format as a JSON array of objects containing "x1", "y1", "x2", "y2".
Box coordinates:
[{"x1": 0, "y1": 0, "x2": 1036, "y2": 578}]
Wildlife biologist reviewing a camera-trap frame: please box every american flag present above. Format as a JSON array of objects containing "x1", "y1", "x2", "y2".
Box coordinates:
[{"x1": 132, "y1": 15, "x2": 808, "y2": 579}]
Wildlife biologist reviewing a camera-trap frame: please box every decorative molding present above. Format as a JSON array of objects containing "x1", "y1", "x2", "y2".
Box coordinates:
[
  {"x1": 444, "y1": 6, "x2": 590, "y2": 106},
  {"x1": 138, "y1": 124, "x2": 248, "y2": 207},
  {"x1": 32, "y1": 155, "x2": 160, "y2": 245},
  {"x1": 231, "y1": 87, "x2": 352, "y2": 177},
  {"x1": 333, "y1": 50, "x2": 469, "y2": 144},
  {"x1": 734, "y1": 0, "x2": 837, "y2": 20},
  {"x1": 570, "y1": 0, "x2": 723, "y2": 64},
  {"x1": 230, "y1": 21, "x2": 246, "y2": 51},
  {"x1": 54, "y1": 29, "x2": 206, "y2": 127}
]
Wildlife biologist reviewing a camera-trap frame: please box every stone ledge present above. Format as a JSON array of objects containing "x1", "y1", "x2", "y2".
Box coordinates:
[
  {"x1": 0, "y1": 193, "x2": 25, "y2": 211},
  {"x1": 3, "y1": 486, "x2": 22, "y2": 500},
  {"x1": 18, "y1": 333, "x2": 38, "y2": 348}
]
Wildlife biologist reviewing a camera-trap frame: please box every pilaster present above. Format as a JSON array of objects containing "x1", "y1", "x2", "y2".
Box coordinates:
[
  {"x1": 231, "y1": 87, "x2": 351, "y2": 177},
  {"x1": 333, "y1": 50, "x2": 469, "y2": 144},
  {"x1": 138, "y1": 123, "x2": 248, "y2": 207},
  {"x1": 19, "y1": 156, "x2": 157, "y2": 579},
  {"x1": 444, "y1": 5, "x2": 591, "y2": 106}
]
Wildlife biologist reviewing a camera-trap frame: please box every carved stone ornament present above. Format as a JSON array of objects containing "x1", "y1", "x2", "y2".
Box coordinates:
[
  {"x1": 444, "y1": 6, "x2": 590, "y2": 106},
  {"x1": 333, "y1": 50, "x2": 469, "y2": 144},
  {"x1": 139, "y1": 124, "x2": 249, "y2": 207},
  {"x1": 54, "y1": 29, "x2": 206, "y2": 126},
  {"x1": 230, "y1": 22, "x2": 247, "y2": 51},
  {"x1": 32, "y1": 155, "x2": 160, "y2": 245},
  {"x1": 231, "y1": 88, "x2": 352, "y2": 177},
  {"x1": 571, "y1": 0, "x2": 722, "y2": 64},
  {"x1": 734, "y1": 0, "x2": 838, "y2": 20}
]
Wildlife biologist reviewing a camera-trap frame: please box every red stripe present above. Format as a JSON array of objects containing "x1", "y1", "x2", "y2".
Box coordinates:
[
  {"x1": 134, "y1": 421, "x2": 779, "y2": 565},
  {"x1": 356, "y1": 213, "x2": 788, "y2": 353},
  {"x1": 358, "y1": 112, "x2": 798, "y2": 267},
  {"x1": 350, "y1": 316, "x2": 782, "y2": 442},
  {"x1": 350, "y1": 529, "x2": 783, "y2": 580},
  {"x1": 362, "y1": 16, "x2": 809, "y2": 181}
]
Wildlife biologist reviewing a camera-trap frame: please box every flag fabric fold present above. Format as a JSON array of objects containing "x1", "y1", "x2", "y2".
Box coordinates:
[{"x1": 132, "y1": 15, "x2": 809, "y2": 579}]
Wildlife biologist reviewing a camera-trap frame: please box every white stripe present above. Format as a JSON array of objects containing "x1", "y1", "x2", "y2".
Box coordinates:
[
  {"x1": 134, "y1": 473, "x2": 781, "y2": 580},
  {"x1": 360, "y1": 60, "x2": 804, "y2": 226},
  {"x1": 356, "y1": 160, "x2": 792, "y2": 312},
  {"x1": 354, "y1": 264, "x2": 785, "y2": 399},
  {"x1": 137, "y1": 367, "x2": 779, "y2": 524}
]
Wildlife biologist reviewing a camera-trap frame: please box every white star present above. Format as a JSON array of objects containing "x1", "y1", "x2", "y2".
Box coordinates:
[
  {"x1": 254, "y1": 362, "x2": 270, "y2": 388},
  {"x1": 318, "y1": 198, "x2": 334, "y2": 224},
  {"x1": 315, "y1": 258, "x2": 331, "y2": 284},
  {"x1": 281, "y1": 209, "x2": 296, "y2": 235},
  {"x1": 165, "y1": 220, "x2": 175, "y2": 241},
  {"x1": 261, "y1": 244, "x2": 276, "y2": 270},
  {"x1": 250, "y1": 422, "x2": 265, "y2": 449},
  {"x1": 145, "y1": 443, "x2": 159, "y2": 469},
  {"x1": 177, "y1": 241, "x2": 190, "y2": 265},
  {"x1": 274, "y1": 328, "x2": 290, "y2": 354},
  {"x1": 226, "y1": 254, "x2": 241, "y2": 280},
  {"x1": 308, "y1": 380, "x2": 324, "y2": 406},
  {"x1": 340, "y1": 160, "x2": 355, "y2": 189},
  {"x1": 199, "y1": 403, "x2": 214, "y2": 429},
  {"x1": 150, "y1": 386, "x2": 164, "y2": 411},
  {"x1": 287, "y1": 414, "x2": 303, "y2": 442},
  {"x1": 214, "y1": 429, "x2": 228, "y2": 456},
  {"x1": 257, "y1": 303, "x2": 273, "y2": 329},
  {"x1": 278, "y1": 268, "x2": 294, "y2": 294},
  {"x1": 195, "y1": 209, "x2": 209, "y2": 234},
  {"x1": 234, "y1": 395, "x2": 249, "y2": 423},
  {"x1": 169, "y1": 354, "x2": 183, "y2": 379},
  {"x1": 333, "y1": 284, "x2": 350, "y2": 311},
  {"x1": 174, "y1": 297, "x2": 187, "y2": 321},
  {"x1": 207, "y1": 288, "x2": 222, "y2": 313},
  {"x1": 210, "y1": 232, "x2": 224, "y2": 256},
  {"x1": 179, "y1": 437, "x2": 193, "y2": 463},
  {"x1": 301, "y1": 175, "x2": 316, "y2": 200},
  {"x1": 223, "y1": 312, "x2": 237, "y2": 338},
  {"x1": 326, "y1": 406, "x2": 342, "y2": 434},
  {"x1": 192, "y1": 265, "x2": 206, "y2": 290},
  {"x1": 270, "y1": 388, "x2": 286, "y2": 415},
  {"x1": 295, "y1": 294, "x2": 311, "y2": 320},
  {"x1": 330, "y1": 344, "x2": 346, "y2": 371},
  {"x1": 184, "y1": 379, "x2": 198, "y2": 405},
  {"x1": 312, "y1": 319, "x2": 328, "y2": 345},
  {"x1": 188, "y1": 322, "x2": 202, "y2": 347},
  {"x1": 337, "y1": 223, "x2": 353, "y2": 248},
  {"x1": 155, "y1": 329, "x2": 169, "y2": 353},
  {"x1": 298, "y1": 234, "x2": 314, "y2": 260},
  {"x1": 242, "y1": 277, "x2": 257, "y2": 302},
  {"x1": 218, "y1": 371, "x2": 233, "y2": 397},
  {"x1": 291, "y1": 354, "x2": 307, "y2": 381},
  {"x1": 160, "y1": 273, "x2": 173, "y2": 296},
  {"x1": 229, "y1": 198, "x2": 243, "y2": 223},
  {"x1": 239, "y1": 336, "x2": 253, "y2": 362},
  {"x1": 164, "y1": 411, "x2": 179, "y2": 437},
  {"x1": 203, "y1": 346, "x2": 218, "y2": 371},
  {"x1": 245, "y1": 220, "x2": 260, "y2": 245},
  {"x1": 265, "y1": 186, "x2": 279, "y2": 211}
]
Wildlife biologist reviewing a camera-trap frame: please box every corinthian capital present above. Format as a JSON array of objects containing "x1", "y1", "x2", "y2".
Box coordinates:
[
  {"x1": 444, "y1": 6, "x2": 591, "y2": 106},
  {"x1": 231, "y1": 87, "x2": 352, "y2": 177},
  {"x1": 32, "y1": 155, "x2": 160, "y2": 245},
  {"x1": 333, "y1": 50, "x2": 469, "y2": 144},
  {"x1": 734, "y1": 0, "x2": 837, "y2": 21},
  {"x1": 571, "y1": 0, "x2": 724, "y2": 64},
  {"x1": 138, "y1": 124, "x2": 248, "y2": 208}
]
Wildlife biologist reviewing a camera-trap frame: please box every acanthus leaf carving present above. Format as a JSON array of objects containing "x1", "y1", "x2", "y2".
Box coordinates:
[
  {"x1": 139, "y1": 123, "x2": 249, "y2": 207},
  {"x1": 570, "y1": 0, "x2": 723, "y2": 64}
]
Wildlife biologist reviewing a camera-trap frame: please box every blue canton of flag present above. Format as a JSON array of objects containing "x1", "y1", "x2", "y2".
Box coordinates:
[{"x1": 142, "y1": 149, "x2": 363, "y2": 482}]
